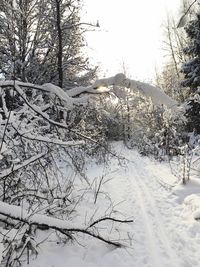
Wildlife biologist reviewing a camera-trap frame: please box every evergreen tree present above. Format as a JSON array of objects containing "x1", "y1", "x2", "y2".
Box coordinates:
[{"x1": 181, "y1": 13, "x2": 200, "y2": 133}]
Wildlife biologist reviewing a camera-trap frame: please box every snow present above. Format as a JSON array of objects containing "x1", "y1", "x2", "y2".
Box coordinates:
[
  {"x1": 89, "y1": 73, "x2": 178, "y2": 108},
  {"x1": 0, "y1": 142, "x2": 7, "y2": 160},
  {"x1": 14, "y1": 131, "x2": 85, "y2": 147},
  {"x1": 0, "y1": 152, "x2": 47, "y2": 179},
  {"x1": 15, "y1": 142, "x2": 200, "y2": 267},
  {"x1": 173, "y1": 178, "x2": 200, "y2": 203},
  {"x1": 194, "y1": 209, "x2": 200, "y2": 220},
  {"x1": 0, "y1": 74, "x2": 177, "y2": 110},
  {"x1": 0, "y1": 200, "x2": 82, "y2": 229},
  {"x1": 129, "y1": 79, "x2": 177, "y2": 108}
]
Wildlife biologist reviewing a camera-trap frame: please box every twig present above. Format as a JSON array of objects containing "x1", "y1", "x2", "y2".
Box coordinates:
[
  {"x1": 94, "y1": 175, "x2": 104, "y2": 204},
  {"x1": 88, "y1": 217, "x2": 133, "y2": 229}
]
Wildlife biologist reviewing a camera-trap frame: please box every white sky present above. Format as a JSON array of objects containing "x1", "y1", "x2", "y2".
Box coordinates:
[{"x1": 83, "y1": 0, "x2": 181, "y2": 81}]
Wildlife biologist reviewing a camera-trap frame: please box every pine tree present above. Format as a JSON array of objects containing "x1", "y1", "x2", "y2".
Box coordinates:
[{"x1": 181, "y1": 13, "x2": 200, "y2": 133}]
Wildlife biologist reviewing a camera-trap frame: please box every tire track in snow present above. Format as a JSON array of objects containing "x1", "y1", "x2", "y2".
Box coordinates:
[{"x1": 127, "y1": 162, "x2": 180, "y2": 267}]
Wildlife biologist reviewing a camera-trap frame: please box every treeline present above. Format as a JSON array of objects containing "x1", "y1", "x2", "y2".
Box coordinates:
[
  {"x1": 156, "y1": 0, "x2": 200, "y2": 134},
  {"x1": 0, "y1": 0, "x2": 96, "y2": 88}
]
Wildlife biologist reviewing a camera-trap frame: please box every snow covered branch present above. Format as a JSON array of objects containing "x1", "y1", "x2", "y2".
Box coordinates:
[
  {"x1": 68, "y1": 73, "x2": 177, "y2": 108},
  {"x1": 0, "y1": 152, "x2": 47, "y2": 180},
  {"x1": 0, "y1": 201, "x2": 133, "y2": 248},
  {"x1": 12, "y1": 125, "x2": 85, "y2": 147},
  {"x1": 0, "y1": 80, "x2": 86, "y2": 108},
  {"x1": 12, "y1": 84, "x2": 98, "y2": 143},
  {"x1": 0, "y1": 73, "x2": 177, "y2": 109},
  {"x1": 91, "y1": 73, "x2": 177, "y2": 108}
]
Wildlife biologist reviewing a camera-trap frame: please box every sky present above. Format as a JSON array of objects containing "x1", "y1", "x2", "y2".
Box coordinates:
[{"x1": 83, "y1": 0, "x2": 181, "y2": 82}]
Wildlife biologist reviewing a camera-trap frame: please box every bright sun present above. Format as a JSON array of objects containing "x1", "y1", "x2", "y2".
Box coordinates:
[{"x1": 83, "y1": 0, "x2": 181, "y2": 81}]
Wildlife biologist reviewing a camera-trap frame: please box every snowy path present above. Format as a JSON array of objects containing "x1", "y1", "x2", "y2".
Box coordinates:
[
  {"x1": 128, "y1": 165, "x2": 179, "y2": 267},
  {"x1": 29, "y1": 146, "x2": 200, "y2": 267},
  {"x1": 125, "y1": 160, "x2": 181, "y2": 267},
  {"x1": 107, "y1": 147, "x2": 200, "y2": 267}
]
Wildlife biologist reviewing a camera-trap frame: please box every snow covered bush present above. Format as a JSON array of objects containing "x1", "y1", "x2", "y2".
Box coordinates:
[
  {"x1": 77, "y1": 83, "x2": 186, "y2": 161},
  {"x1": 171, "y1": 132, "x2": 200, "y2": 184},
  {"x1": 95, "y1": 86, "x2": 185, "y2": 160},
  {"x1": 135, "y1": 104, "x2": 187, "y2": 159}
]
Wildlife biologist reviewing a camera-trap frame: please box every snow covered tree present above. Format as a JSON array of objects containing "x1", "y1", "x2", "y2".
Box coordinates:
[
  {"x1": 181, "y1": 14, "x2": 200, "y2": 91},
  {"x1": 0, "y1": 0, "x2": 96, "y2": 87},
  {"x1": 44, "y1": 0, "x2": 97, "y2": 88},
  {"x1": 181, "y1": 12, "x2": 200, "y2": 133}
]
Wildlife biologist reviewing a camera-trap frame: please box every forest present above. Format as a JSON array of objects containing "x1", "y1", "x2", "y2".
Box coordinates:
[{"x1": 0, "y1": 0, "x2": 200, "y2": 266}]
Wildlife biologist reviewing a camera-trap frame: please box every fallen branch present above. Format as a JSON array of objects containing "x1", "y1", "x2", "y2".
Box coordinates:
[{"x1": 0, "y1": 201, "x2": 132, "y2": 247}]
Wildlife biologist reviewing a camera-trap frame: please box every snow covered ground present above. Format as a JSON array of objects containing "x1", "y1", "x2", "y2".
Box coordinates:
[{"x1": 27, "y1": 142, "x2": 200, "y2": 267}]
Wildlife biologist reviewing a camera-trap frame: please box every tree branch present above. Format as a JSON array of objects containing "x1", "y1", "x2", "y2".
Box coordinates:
[
  {"x1": 12, "y1": 125, "x2": 85, "y2": 147},
  {"x1": 0, "y1": 72, "x2": 177, "y2": 108},
  {"x1": 177, "y1": 0, "x2": 198, "y2": 28},
  {"x1": 0, "y1": 201, "x2": 130, "y2": 248},
  {"x1": 0, "y1": 152, "x2": 47, "y2": 180},
  {"x1": 88, "y1": 217, "x2": 133, "y2": 229}
]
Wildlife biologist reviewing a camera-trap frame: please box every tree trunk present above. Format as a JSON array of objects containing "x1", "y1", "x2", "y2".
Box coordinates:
[{"x1": 56, "y1": 0, "x2": 63, "y2": 88}]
